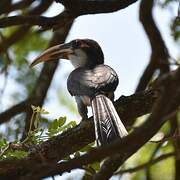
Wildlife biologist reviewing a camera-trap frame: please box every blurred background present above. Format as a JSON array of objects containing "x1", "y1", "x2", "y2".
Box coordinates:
[{"x1": 0, "y1": 0, "x2": 179, "y2": 179}]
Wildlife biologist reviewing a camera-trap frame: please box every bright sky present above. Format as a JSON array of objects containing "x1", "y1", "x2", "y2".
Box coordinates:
[{"x1": 0, "y1": 1, "x2": 179, "y2": 179}]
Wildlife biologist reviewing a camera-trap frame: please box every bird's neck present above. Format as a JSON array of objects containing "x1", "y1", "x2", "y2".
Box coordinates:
[
  {"x1": 69, "y1": 49, "x2": 104, "y2": 69},
  {"x1": 70, "y1": 57, "x2": 104, "y2": 69},
  {"x1": 70, "y1": 57, "x2": 87, "y2": 68}
]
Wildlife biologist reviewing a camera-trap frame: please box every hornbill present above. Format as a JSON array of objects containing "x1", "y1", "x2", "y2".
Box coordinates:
[{"x1": 30, "y1": 39, "x2": 128, "y2": 146}]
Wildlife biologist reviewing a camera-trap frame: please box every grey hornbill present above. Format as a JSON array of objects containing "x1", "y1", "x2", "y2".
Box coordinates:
[{"x1": 30, "y1": 39, "x2": 128, "y2": 146}]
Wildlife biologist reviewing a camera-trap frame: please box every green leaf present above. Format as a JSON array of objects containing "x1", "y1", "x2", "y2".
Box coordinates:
[
  {"x1": 58, "y1": 121, "x2": 76, "y2": 132},
  {"x1": 31, "y1": 105, "x2": 36, "y2": 111},
  {"x1": 57, "y1": 117, "x2": 66, "y2": 127},
  {"x1": 0, "y1": 139, "x2": 7, "y2": 148},
  {"x1": 39, "y1": 118, "x2": 49, "y2": 124},
  {"x1": 90, "y1": 162, "x2": 100, "y2": 171},
  {"x1": 80, "y1": 142, "x2": 95, "y2": 152},
  {"x1": 5, "y1": 150, "x2": 27, "y2": 160},
  {"x1": 48, "y1": 119, "x2": 58, "y2": 131},
  {"x1": 74, "y1": 151, "x2": 80, "y2": 158}
]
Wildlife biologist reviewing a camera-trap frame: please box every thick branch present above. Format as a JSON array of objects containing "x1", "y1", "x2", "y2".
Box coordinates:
[
  {"x1": 28, "y1": 90, "x2": 157, "y2": 160},
  {"x1": 57, "y1": 0, "x2": 138, "y2": 15},
  {"x1": 0, "y1": 89, "x2": 157, "y2": 179},
  {"x1": 22, "y1": 66, "x2": 180, "y2": 180},
  {"x1": 136, "y1": 0, "x2": 170, "y2": 92},
  {"x1": 0, "y1": 0, "x2": 35, "y2": 14},
  {"x1": 0, "y1": 12, "x2": 73, "y2": 29},
  {"x1": 0, "y1": 15, "x2": 58, "y2": 28},
  {"x1": 0, "y1": 99, "x2": 29, "y2": 124}
]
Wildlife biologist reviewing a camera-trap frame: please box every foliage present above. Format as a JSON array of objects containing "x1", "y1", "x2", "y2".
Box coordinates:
[
  {"x1": 0, "y1": 106, "x2": 77, "y2": 159},
  {"x1": 0, "y1": 28, "x2": 50, "y2": 101},
  {"x1": 158, "y1": 0, "x2": 180, "y2": 41},
  {"x1": 0, "y1": 105, "x2": 99, "y2": 175}
]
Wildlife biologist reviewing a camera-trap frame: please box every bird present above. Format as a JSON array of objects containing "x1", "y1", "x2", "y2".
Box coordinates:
[{"x1": 30, "y1": 39, "x2": 128, "y2": 146}]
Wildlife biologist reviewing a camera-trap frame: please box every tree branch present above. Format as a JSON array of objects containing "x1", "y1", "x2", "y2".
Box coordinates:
[
  {"x1": 28, "y1": 90, "x2": 157, "y2": 160},
  {"x1": 170, "y1": 115, "x2": 180, "y2": 180},
  {"x1": 0, "y1": 64, "x2": 179, "y2": 179},
  {"x1": 0, "y1": 99, "x2": 29, "y2": 124},
  {"x1": 136, "y1": 0, "x2": 170, "y2": 92},
  {"x1": 0, "y1": 0, "x2": 35, "y2": 14},
  {"x1": 57, "y1": 0, "x2": 138, "y2": 15},
  {"x1": 22, "y1": 66, "x2": 180, "y2": 180},
  {"x1": 0, "y1": 26, "x2": 30, "y2": 53},
  {"x1": 0, "y1": 0, "x2": 57, "y2": 126},
  {"x1": 0, "y1": 0, "x2": 54, "y2": 53},
  {"x1": 0, "y1": 0, "x2": 138, "y2": 29},
  {"x1": 0, "y1": 1, "x2": 178, "y2": 179},
  {"x1": 0, "y1": 89, "x2": 157, "y2": 179},
  {"x1": 115, "y1": 152, "x2": 175, "y2": 174},
  {"x1": 0, "y1": 15, "x2": 56, "y2": 28},
  {"x1": 0, "y1": 12, "x2": 73, "y2": 29}
]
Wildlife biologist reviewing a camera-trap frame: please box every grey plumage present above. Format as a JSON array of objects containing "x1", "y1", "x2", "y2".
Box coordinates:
[
  {"x1": 91, "y1": 94, "x2": 128, "y2": 146},
  {"x1": 67, "y1": 64, "x2": 128, "y2": 146},
  {"x1": 67, "y1": 64, "x2": 118, "y2": 97}
]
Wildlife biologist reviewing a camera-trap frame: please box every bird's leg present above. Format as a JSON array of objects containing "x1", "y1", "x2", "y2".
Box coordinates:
[{"x1": 75, "y1": 96, "x2": 88, "y2": 120}]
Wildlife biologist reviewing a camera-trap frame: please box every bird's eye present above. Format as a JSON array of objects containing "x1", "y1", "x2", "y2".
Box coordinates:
[{"x1": 72, "y1": 40, "x2": 81, "y2": 48}]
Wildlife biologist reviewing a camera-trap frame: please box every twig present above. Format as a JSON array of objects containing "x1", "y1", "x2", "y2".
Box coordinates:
[
  {"x1": 0, "y1": 0, "x2": 35, "y2": 14},
  {"x1": 0, "y1": 13, "x2": 72, "y2": 29},
  {"x1": 115, "y1": 152, "x2": 175, "y2": 174},
  {"x1": 0, "y1": 100, "x2": 29, "y2": 124},
  {"x1": 0, "y1": 144, "x2": 10, "y2": 158}
]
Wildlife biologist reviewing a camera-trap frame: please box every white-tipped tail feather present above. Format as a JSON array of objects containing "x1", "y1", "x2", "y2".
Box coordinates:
[{"x1": 91, "y1": 94, "x2": 128, "y2": 146}]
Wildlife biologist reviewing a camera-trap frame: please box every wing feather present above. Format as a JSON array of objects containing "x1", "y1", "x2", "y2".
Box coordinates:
[{"x1": 67, "y1": 64, "x2": 118, "y2": 97}]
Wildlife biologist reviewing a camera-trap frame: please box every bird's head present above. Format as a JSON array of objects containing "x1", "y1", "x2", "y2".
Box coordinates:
[{"x1": 30, "y1": 39, "x2": 104, "y2": 68}]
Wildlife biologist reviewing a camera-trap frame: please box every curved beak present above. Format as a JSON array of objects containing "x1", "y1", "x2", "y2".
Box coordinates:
[{"x1": 30, "y1": 42, "x2": 73, "y2": 68}]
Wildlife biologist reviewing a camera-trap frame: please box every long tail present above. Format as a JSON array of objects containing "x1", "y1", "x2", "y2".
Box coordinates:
[{"x1": 91, "y1": 94, "x2": 128, "y2": 146}]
